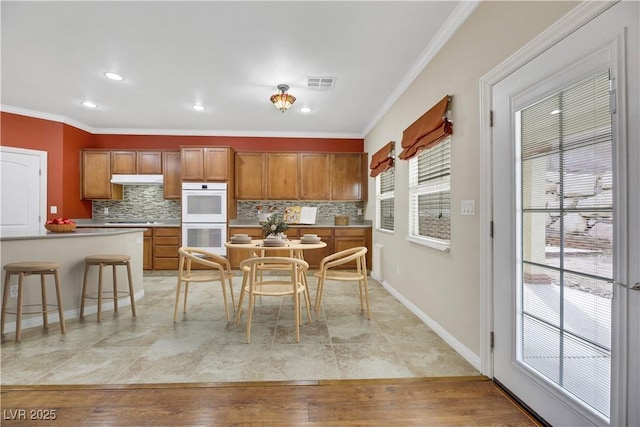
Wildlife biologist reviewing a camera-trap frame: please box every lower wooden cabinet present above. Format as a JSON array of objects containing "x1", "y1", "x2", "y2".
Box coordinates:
[
  {"x1": 143, "y1": 229, "x2": 153, "y2": 270},
  {"x1": 228, "y1": 226, "x2": 371, "y2": 270},
  {"x1": 153, "y1": 227, "x2": 180, "y2": 270}
]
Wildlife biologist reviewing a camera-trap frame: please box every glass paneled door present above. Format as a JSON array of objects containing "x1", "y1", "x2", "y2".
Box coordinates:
[{"x1": 491, "y1": 2, "x2": 638, "y2": 425}]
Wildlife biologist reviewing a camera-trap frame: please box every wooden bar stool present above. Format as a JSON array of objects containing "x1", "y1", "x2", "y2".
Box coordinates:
[
  {"x1": 1, "y1": 262, "x2": 66, "y2": 342},
  {"x1": 80, "y1": 254, "x2": 136, "y2": 322}
]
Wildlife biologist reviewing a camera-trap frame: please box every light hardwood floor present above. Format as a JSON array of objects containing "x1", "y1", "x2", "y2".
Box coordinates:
[{"x1": 1, "y1": 377, "x2": 541, "y2": 426}]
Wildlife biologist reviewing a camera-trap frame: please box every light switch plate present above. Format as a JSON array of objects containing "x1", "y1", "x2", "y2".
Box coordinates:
[
  {"x1": 461, "y1": 200, "x2": 475, "y2": 216},
  {"x1": 50, "y1": 205, "x2": 57, "y2": 214}
]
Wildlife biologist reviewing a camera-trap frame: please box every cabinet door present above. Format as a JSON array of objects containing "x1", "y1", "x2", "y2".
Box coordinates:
[
  {"x1": 228, "y1": 227, "x2": 264, "y2": 268},
  {"x1": 299, "y1": 227, "x2": 334, "y2": 269},
  {"x1": 163, "y1": 151, "x2": 182, "y2": 199},
  {"x1": 138, "y1": 151, "x2": 163, "y2": 174},
  {"x1": 143, "y1": 229, "x2": 153, "y2": 270},
  {"x1": 331, "y1": 153, "x2": 366, "y2": 200},
  {"x1": 181, "y1": 147, "x2": 205, "y2": 181},
  {"x1": 204, "y1": 147, "x2": 229, "y2": 181},
  {"x1": 235, "y1": 153, "x2": 265, "y2": 199},
  {"x1": 299, "y1": 153, "x2": 330, "y2": 200},
  {"x1": 111, "y1": 151, "x2": 137, "y2": 174},
  {"x1": 81, "y1": 151, "x2": 123, "y2": 200},
  {"x1": 334, "y1": 228, "x2": 367, "y2": 268},
  {"x1": 266, "y1": 153, "x2": 299, "y2": 199}
]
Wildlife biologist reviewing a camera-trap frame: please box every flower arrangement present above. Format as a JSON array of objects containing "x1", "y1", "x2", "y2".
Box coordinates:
[{"x1": 262, "y1": 213, "x2": 289, "y2": 237}]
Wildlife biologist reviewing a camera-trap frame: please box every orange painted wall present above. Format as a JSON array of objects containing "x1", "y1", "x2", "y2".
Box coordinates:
[
  {"x1": 1, "y1": 112, "x2": 93, "y2": 219},
  {"x1": 2, "y1": 112, "x2": 364, "y2": 220},
  {"x1": 92, "y1": 134, "x2": 364, "y2": 152}
]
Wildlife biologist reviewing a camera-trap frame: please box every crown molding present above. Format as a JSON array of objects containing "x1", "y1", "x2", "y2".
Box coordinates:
[
  {"x1": 1, "y1": 104, "x2": 363, "y2": 139},
  {"x1": 362, "y1": 0, "x2": 480, "y2": 138}
]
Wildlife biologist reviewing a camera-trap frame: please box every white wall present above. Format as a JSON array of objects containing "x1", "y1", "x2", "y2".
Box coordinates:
[{"x1": 365, "y1": 1, "x2": 579, "y2": 362}]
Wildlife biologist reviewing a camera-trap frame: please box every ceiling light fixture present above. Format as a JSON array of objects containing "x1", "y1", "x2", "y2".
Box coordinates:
[
  {"x1": 81, "y1": 101, "x2": 98, "y2": 108},
  {"x1": 191, "y1": 104, "x2": 206, "y2": 111},
  {"x1": 270, "y1": 84, "x2": 296, "y2": 113},
  {"x1": 300, "y1": 107, "x2": 312, "y2": 113},
  {"x1": 104, "y1": 72, "x2": 124, "y2": 81}
]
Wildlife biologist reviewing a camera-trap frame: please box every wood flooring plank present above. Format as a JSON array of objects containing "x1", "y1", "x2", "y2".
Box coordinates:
[{"x1": 0, "y1": 378, "x2": 541, "y2": 426}]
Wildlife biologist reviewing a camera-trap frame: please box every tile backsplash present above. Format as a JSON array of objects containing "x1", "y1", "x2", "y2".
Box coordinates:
[
  {"x1": 237, "y1": 200, "x2": 365, "y2": 222},
  {"x1": 92, "y1": 186, "x2": 364, "y2": 222},
  {"x1": 93, "y1": 186, "x2": 181, "y2": 220}
]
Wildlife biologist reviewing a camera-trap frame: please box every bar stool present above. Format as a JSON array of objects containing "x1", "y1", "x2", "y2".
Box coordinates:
[
  {"x1": 80, "y1": 254, "x2": 136, "y2": 322},
  {"x1": 1, "y1": 262, "x2": 66, "y2": 342}
]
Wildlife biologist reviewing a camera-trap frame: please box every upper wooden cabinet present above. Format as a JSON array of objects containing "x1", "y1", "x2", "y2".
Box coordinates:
[
  {"x1": 111, "y1": 150, "x2": 162, "y2": 174},
  {"x1": 81, "y1": 151, "x2": 123, "y2": 200},
  {"x1": 299, "y1": 153, "x2": 331, "y2": 200},
  {"x1": 163, "y1": 151, "x2": 182, "y2": 199},
  {"x1": 331, "y1": 153, "x2": 367, "y2": 201},
  {"x1": 266, "y1": 153, "x2": 299, "y2": 199},
  {"x1": 235, "y1": 152, "x2": 266, "y2": 199},
  {"x1": 234, "y1": 151, "x2": 367, "y2": 201},
  {"x1": 181, "y1": 147, "x2": 230, "y2": 181},
  {"x1": 138, "y1": 151, "x2": 163, "y2": 174}
]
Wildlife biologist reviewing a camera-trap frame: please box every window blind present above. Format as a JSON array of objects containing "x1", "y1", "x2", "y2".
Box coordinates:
[
  {"x1": 376, "y1": 168, "x2": 395, "y2": 232},
  {"x1": 519, "y1": 68, "x2": 612, "y2": 419}
]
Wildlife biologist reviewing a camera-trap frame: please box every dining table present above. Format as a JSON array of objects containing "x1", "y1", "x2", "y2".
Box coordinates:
[{"x1": 224, "y1": 238, "x2": 327, "y2": 310}]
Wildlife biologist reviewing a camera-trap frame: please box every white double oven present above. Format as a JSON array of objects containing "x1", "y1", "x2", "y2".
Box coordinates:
[{"x1": 181, "y1": 182, "x2": 227, "y2": 255}]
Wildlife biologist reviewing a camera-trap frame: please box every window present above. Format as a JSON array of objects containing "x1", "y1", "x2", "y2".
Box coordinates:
[
  {"x1": 408, "y1": 137, "x2": 451, "y2": 251},
  {"x1": 376, "y1": 168, "x2": 394, "y2": 232}
]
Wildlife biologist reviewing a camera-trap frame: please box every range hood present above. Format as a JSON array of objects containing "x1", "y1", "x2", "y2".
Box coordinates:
[{"x1": 110, "y1": 174, "x2": 163, "y2": 185}]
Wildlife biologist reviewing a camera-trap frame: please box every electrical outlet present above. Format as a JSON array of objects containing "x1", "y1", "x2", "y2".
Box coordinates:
[
  {"x1": 10, "y1": 285, "x2": 18, "y2": 298},
  {"x1": 357, "y1": 208, "x2": 363, "y2": 216},
  {"x1": 50, "y1": 205, "x2": 58, "y2": 214},
  {"x1": 104, "y1": 207, "x2": 109, "y2": 215}
]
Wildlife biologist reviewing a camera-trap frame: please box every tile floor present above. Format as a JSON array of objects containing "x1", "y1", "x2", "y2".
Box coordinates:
[{"x1": 1, "y1": 272, "x2": 479, "y2": 385}]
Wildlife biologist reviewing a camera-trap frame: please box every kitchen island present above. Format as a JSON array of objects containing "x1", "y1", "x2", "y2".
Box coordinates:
[{"x1": 1, "y1": 228, "x2": 145, "y2": 334}]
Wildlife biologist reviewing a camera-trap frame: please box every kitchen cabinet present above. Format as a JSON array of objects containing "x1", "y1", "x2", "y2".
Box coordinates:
[
  {"x1": 334, "y1": 228, "x2": 372, "y2": 268},
  {"x1": 163, "y1": 151, "x2": 182, "y2": 199},
  {"x1": 138, "y1": 151, "x2": 163, "y2": 174},
  {"x1": 299, "y1": 153, "x2": 331, "y2": 200},
  {"x1": 235, "y1": 152, "x2": 266, "y2": 199},
  {"x1": 111, "y1": 150, "x2": 163, "y2": 174},
  {"x1": 298, "y1": 227, "x2": 334, "y2": 268},
  {"x1": 234, "y1": 151, "x2": 367, "y2": 201},
  {"x1": 181, "y1": 147, "x2": 230, "y2": 181},
  {"x1": 331, "y1": 153, "x2": 367, "y2": 201},
  {"x1": 266, "y1": 153, "x2": 299, "y2": 199},
  {"x1": 153, "y1": 227, "x2": 180, "y2": 270},
  {"x1": 81, "y1": 150, "x2": 123, "y2": 200},
  {"x1": 111, "y1": 151, "x2": 138, "y2": 174},
  {"x1": 227, "y1": 227, "x2": 264, "y2": 268},
  {"x1": 143, "y1": 229, "x2": 153, "y2": 270}
]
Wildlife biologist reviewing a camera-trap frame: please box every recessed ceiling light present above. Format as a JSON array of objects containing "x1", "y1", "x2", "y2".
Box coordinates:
[
  {"x1": 191, "y1": 104, "x2": 206, "y2": 111},
  {"x1": 81, "y1": 101, "x2": 98, "y2": 108},
  {"x1": 550, "y1": 109, "x2": 561, "y2": 115},
  {"x1": 104, "y1": 72, "x2": 124, "y2": 81},
  {"x1": 300, "y1": 107, "x2": 312, "y2": 113}
]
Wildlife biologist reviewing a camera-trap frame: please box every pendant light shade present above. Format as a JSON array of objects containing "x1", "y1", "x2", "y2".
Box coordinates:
[{"x1": 270, "y1": 84, "x2": 296, "y2": 113}]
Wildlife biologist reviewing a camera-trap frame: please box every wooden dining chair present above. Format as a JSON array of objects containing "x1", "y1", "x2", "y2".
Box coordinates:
[
  {"x1": 237, "y1": 256, "x2": 310, "y2": 343},
  {"x1": 174, "y1": 247, "x2": 236, "y2": 322},
  {"x1": 313, "y1": 246, "x2": 370, "y2": 319}
]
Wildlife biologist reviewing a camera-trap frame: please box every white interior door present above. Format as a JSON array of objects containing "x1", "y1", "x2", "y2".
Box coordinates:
[
  {"x1": 0, "y1": 146, "x2": 47, "y2": 233},
  {"x1": 492, "y1": 2, "x2": 638, "y2": 426}
]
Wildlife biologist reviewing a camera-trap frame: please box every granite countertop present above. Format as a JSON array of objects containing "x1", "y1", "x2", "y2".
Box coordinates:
[
  {"x1": 1, "y1": 227, "x2": 148, "y2": 241},
  {"x1": 229, "y1": 219, "x2": 372, "y2": 228},
  {"x1": 73, "y1": 219, "x2": 181, "y2": 227}
]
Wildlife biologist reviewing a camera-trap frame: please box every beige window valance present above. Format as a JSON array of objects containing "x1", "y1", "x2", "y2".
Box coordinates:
[
  {"x1": 398, "y1": 95, "x2": 452, "y2": 161},
  {"x1": 369, "y1": 141, "x2": 395, "y2": 177}
]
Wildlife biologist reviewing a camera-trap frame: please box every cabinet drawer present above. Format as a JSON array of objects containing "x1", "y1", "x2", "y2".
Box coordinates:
[
  {"x1": 155, "y1": 246, "x2": 179, "y2": 258},
  {"x1": 154, "y1": 236, "x2": 179, "y2": 245},
  {"x1": 334, "y1": 228, "x2": 366, "y2": 237},
  {"x1": 144, "y1": 229, "x2": 153, "y2": 237},
  {"x1": 154, "y1": 227, "x2": 180, "y2": 237},
  {"x1": 153, "y1": 258, "x2": 179, "y2": 270},
  {"x1": 300, "y1": 227, "x2": 333, "y2": 237}
]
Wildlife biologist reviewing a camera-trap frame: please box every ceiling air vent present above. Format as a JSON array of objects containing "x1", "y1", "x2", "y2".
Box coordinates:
[{"x1": 306, "y1": 77, "x2": 335, "y2": 90}]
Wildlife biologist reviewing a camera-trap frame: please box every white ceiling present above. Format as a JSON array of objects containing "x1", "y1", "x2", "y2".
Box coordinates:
[{"x1": 1, "y1": 1, "x2": 476, "y2": 138}]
